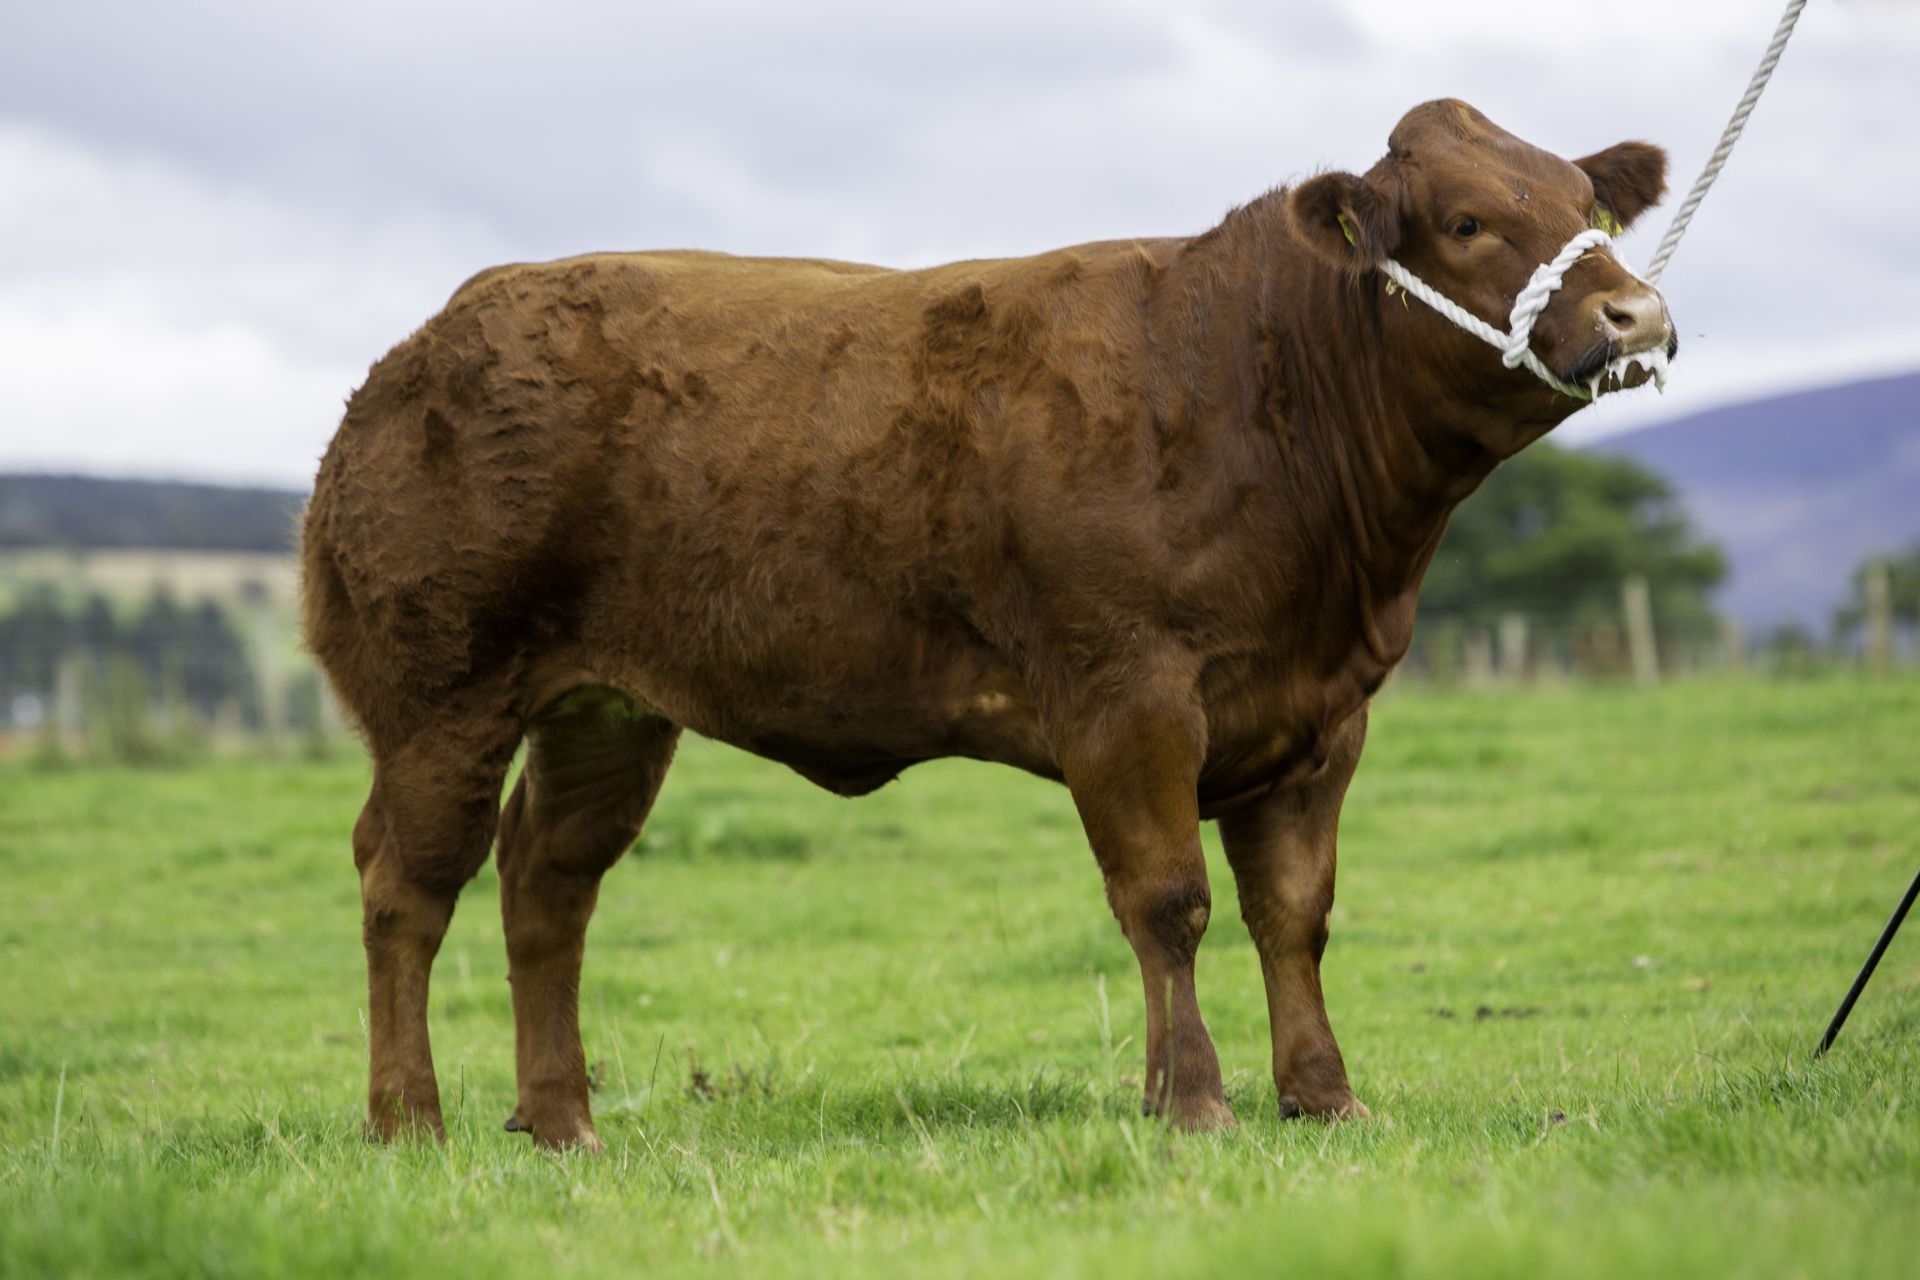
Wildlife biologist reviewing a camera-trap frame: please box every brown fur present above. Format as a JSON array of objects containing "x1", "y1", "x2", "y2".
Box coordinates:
[{"x1": 303, "y1": 99, "x2": 1673, "y2": 1146}]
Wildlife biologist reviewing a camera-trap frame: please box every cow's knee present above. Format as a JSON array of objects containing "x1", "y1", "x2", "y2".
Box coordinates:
[
  {"x1": 1236, "y1": 858, "x2": 1334, "y2": 960},
  {"x1": 1116, "y1": 879, "x2": 1213, "y2": 962},
  {"x1": 375, "y1": 770, "x2": 502, "y2": 892},
  {"x1": 354, "y1": 775, "x2": 497, "y2": 958},
  {"x1": 1245, "y1": 895, "x2": 1332, "y2": 963}
]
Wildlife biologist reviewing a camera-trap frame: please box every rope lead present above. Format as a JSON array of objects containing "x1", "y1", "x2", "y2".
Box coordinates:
[{"x1": 1646, "y1": 0, "x2": 1810, "y2": 285}]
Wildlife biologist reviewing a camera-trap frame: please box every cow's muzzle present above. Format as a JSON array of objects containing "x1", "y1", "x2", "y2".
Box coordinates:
[{"x1": 1564, "y1": 289, "x2": 1679, "y2": 395}]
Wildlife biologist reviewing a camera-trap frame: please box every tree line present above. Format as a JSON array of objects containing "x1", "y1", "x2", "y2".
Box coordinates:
[{"x1": 0, "y1": 586, "x2": 257, "y2": 732}]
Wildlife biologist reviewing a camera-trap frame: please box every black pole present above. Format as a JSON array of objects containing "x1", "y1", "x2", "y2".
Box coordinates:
[{"x1": 1815, "y1": 866, "x2": 1920, "y2": 1057}]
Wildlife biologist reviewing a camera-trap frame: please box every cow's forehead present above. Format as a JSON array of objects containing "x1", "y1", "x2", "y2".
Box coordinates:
[
  {"x1": 1389, "y1": 98, "x2": 1507, "y2": 148},
  {"x1": 1386, "y1": 99, "x2": 1589, "y2": 203}
]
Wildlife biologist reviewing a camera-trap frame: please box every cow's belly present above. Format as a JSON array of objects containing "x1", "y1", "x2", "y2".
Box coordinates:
[
  {"x1": 554, "y1": 562, "x2": 1374, "y2": 809},
  {"x1": 556, "y1": 612, "x2": 1061, "y2": 791},
  {"x1": 723, "y1": 680, "x2": 1062, "y2": 795},
  {"x1": 706, "y1": 679, "x2": 1358, "y2": 813},
  {"x1": 546, "y1": 621, "x2": 1370, "y2": 810}
]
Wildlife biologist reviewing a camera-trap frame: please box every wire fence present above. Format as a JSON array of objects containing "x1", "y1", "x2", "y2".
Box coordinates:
[{"x1": 1410, "y1": 565, "x2": 1915, "y2": 684}]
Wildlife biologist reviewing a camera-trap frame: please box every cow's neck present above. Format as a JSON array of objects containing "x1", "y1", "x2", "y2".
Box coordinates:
[{"x1": 1153, "y1": 196, "x2": 1507, "y2": 681}]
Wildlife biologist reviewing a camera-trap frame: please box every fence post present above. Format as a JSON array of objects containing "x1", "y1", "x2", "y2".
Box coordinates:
[
  {"x1": 1463, "y1": 630, "x2": 1495, "y2": 688},
  {"x1": 1622, "y1": 574, "x2": 1659, "y2": 687},
  {"x1": 246, "y1": 590, "x2": 285, "y2": 748},
  {"x1": 1718, "y1": 615, "x2": 1746, "y2": 672},
  {"x1": 54, "y1": 652, "x2": 85, "y2": 751},
  {"x1": 1864, "y1": 557, "x2": 1893, "y2": 674},
  {"x1": 1497, "y1": 612, "x2": 1529, "y2": 682}
]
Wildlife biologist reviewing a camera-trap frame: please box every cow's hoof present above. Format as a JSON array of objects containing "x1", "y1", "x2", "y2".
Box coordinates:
[
  {"x1": 1278, "y1": 1093, "x2": 1369, "y2": 1121},
  {"x1": 1177, "y1": 1097, "x2": 1239, "y2": 1133},
  {"x1": 505, "y1": 1110, "x2": 604, "y2": 1153},
  {"x1": 538, "y1": 1127, "x2": 605, "y2": 1154},
  {"x1": 1146, "y1": 1094, "x2": 1237, "y2": 1133}
]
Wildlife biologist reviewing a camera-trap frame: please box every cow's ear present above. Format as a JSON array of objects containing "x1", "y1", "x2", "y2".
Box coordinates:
[
  {"x1": 1289, "y1": 171, "x2": 1402, "y2": 272},
  {"x1": 1575, "y1": 142, "x2": 1668, "y2": 231}
]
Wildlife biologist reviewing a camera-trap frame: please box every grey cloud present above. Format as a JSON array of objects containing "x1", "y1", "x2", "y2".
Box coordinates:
[
  {"x1": 3, "y1": 1, "x2": 1183, "y2": 252},
  {"x1": 1, "y1": 0, "x2": 1916, "y2": 483}
]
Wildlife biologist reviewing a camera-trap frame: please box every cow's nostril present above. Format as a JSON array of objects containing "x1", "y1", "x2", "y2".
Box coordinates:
[{"x1": 1601, "y1": 290, "x2": 1665, "y2": 343}]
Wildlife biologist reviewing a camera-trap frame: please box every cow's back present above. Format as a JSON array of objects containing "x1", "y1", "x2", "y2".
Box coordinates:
[{"x1": 302, "y1": 241, "x2": 1174, "y2": 769}]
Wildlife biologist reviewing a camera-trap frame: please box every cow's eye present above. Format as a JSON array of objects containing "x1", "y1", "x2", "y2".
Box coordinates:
[{"x1": 1451, "y1": 217, "x2": 1481, "y2": 240}]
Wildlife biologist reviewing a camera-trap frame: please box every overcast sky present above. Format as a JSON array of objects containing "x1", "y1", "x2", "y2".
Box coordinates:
[{"x1": 2, "y1": 0, "x2": 1915, "y2": 488}]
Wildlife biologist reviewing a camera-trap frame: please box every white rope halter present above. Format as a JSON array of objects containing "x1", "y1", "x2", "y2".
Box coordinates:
[{"x1": 1377, "y1": 228, "x2": 1662, "y2": 401}]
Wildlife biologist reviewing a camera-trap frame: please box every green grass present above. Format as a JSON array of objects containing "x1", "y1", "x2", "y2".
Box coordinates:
[{"x1": 2, "y1": 676, "x2": 1917, "y2": 1278}]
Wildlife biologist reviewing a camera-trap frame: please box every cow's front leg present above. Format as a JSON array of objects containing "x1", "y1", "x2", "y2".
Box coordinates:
[
  {"x1": 1218, "y1": 711, "x2": 1368, "y2": 1120},
  {"x1": 1060, "y1": 693, "x2": 1234, "y2": 1132}
]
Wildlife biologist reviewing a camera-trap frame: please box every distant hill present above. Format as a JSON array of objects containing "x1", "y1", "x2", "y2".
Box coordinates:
[
  {"x1": 0, "y1": 474, "x2": 305, "y2": 554},
  {"x1": 1590, "y1": 370, "x2": 1920, "y2": 632}
]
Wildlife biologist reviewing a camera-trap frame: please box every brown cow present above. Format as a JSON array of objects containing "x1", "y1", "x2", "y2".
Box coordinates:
[{"x1": 302, "y1": 99, "x2": 1672, "y2": 1149}]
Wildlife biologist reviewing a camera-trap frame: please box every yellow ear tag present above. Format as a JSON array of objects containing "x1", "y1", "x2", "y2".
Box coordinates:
[
  {"x1": 1337, "y1": 212, "x2": 1357, "y2": 246},
  {"x1": 1591, "y1": 207, "x2": 1624, "y2": 237}
]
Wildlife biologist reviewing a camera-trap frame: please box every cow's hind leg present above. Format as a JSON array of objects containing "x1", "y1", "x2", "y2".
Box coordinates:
[
  {"x1": 497, "y1": 691, "x2": 679, "y2": 1151},
  {"x1": 356, "y1": 696, "x2": 523, "y2": 1141}
]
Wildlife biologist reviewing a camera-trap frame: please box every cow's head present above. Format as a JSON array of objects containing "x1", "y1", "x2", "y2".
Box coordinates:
[{"x1": 1288, "y1": 99, "x2": 1675, "y2": 443}]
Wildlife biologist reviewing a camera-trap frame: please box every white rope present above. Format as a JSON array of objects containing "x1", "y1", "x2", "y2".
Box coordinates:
[
  {"x1": 1379, "y1": 229, "x2": 1620, "y2": 401},
  {"x1": 1373, "y1": 0, "x2": 1808, "y2": 397},
  {"x1": 1645, "y1": 0, "x2": 1809, "y2": 284}
]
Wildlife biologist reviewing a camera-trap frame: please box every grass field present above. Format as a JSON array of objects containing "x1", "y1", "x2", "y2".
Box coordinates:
[{"x1": 2, "y1": 677, "x2": 1916, "y2": 1278}]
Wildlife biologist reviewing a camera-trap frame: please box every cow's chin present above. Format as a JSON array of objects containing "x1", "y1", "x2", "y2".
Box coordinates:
[{"x1": 1562, "y1": 334, "x2": 1679, "y2": 400}]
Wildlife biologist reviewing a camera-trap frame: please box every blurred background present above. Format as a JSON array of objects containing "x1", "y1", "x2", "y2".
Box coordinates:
[{"x1": 2, "y1": 0, "x2": 1916, "y2": 763}]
